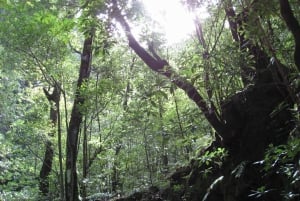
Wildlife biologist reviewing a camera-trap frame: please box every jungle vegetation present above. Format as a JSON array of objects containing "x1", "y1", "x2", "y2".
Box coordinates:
[{"x1": 0, "y1": 0, "x2": 300, "y2": 200}]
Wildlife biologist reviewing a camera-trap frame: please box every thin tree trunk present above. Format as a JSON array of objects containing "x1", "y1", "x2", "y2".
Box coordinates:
[
  {"x1": 171, "y1": 90, "x2": 190, "y2": 159},
  {"x1": 111, "y1": 144, "x2": 121, "y2": 193},
  {"x1": 65, "y1": 31, "x2": 94, "y2": 201},
  {"x1": 157, "y1": 90, "x2": 169, "y2": 174},
  {"x1": 142, "y1": 122, "x2": 153, "y2": 185},
  {"x1": 81, "y1": 117, "x2": 88, "y2": 201},
  {"x1": 39, "y1": 84, "x2": 60, "y2": 197},
  {"x1": 57, "y1": 88, "x2": 65, "y2": 201}
]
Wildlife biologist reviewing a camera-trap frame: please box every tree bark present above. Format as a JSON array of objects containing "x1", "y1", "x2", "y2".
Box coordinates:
[
  {"x1": 111, "y1": 144, "x2": 121, "y2": 193},
  {"x1": 81, "y1": 117, "x2": 88, "y2": 201},
  {"x1": 65, "y1": 31, "x2": 94, "y2": 201},
  {"x1": 39, "y1": 141, "x2": 54, "y2": 196},
  {"x1": 39, "y1": 84, "x2": 60, "y2": 197},
  {"x1": 57, "y1": 86, "x2": 65, "y2": 201}
]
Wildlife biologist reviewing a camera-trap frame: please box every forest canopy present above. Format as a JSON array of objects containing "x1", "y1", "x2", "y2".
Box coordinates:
[{"x1": 0, "y1": 0, "x2": 300, "y2": 201}]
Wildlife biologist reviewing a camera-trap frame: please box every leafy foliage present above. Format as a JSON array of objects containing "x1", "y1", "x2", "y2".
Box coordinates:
[{"x1": 0, "y1": 0, "x2": 300, "y2": 200}]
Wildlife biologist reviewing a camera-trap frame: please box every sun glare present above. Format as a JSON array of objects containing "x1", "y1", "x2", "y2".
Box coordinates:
[{"x1": 141, "y1": 0, "x2": 197, "y2": 45}]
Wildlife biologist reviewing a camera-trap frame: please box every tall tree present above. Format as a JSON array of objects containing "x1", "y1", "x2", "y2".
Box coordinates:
[{"x1": 65, "y1": 28, "x2": 94, "y2": 201}]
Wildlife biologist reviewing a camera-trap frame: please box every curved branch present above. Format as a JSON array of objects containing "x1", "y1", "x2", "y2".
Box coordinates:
[
  {"x1": 111, "y1": 1, "x2": 226, "y2": 136},
  {"x1": 279, "y1": 0, "x2": 300, "y2": 71}
]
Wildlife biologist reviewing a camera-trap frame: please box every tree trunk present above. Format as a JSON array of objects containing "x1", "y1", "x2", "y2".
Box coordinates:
[
  {"x1": 112, "y1": 144, "x2": 121, "y2": 193},
  {"x1": 81, "y1": 117, "x2": 88, "y2": 201},
  {"x1": 39, "y1": 141, "x2": 54, "y2": 196},
  {"x1": 39, "y1": 84, "x2": 60, "y2": 197},
  {"x1": 57, "y1": 87, "x2": 65, "y2": 201},
  {"x1": 65, "y1": 32, "x2": 94, "y2": 201}
]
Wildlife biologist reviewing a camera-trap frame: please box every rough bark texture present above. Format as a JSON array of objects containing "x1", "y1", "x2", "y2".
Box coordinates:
[
  {"x1": 39, "y1": 84, "x2": 60, "y2": 196},
  {"x1": 65, "y1": 33, "x2": 93, "y2": 201}
]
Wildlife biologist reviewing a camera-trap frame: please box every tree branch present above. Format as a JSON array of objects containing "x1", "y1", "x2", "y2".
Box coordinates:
[{"x1": 111, "y1": 1, "x2": 226, "y2": 136}]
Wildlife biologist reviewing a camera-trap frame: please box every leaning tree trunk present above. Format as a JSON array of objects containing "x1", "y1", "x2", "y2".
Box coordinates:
[
  {"x1": 65, "y1": 30, "x2": 94, "y2": 201},
  {"x1": 112, "y1": 1, "x2": 299, "y2": 200},
  {"x1": 39, "y1": 83, "x2": 60, "y2": 197},
  {"x1": 111, "y1": 0, "x2": 225, "y2": 136}
]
